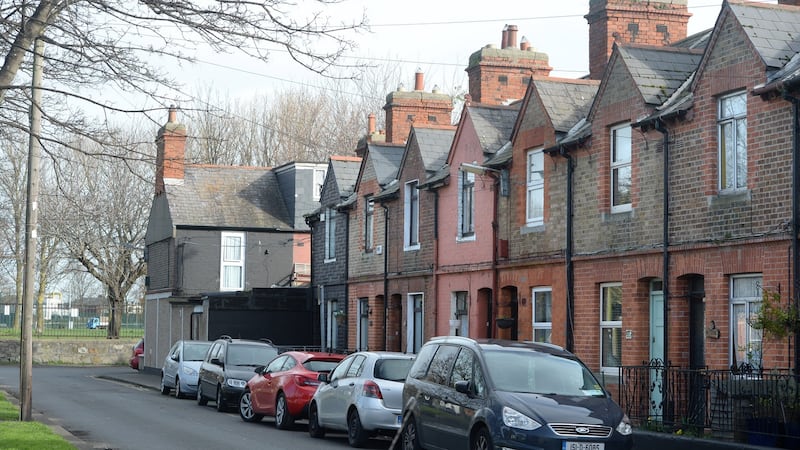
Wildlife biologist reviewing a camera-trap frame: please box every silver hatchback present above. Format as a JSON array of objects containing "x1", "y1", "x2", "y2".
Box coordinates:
[{"x1": 308, "y1": 351, "x2": 415, "y2": 448}]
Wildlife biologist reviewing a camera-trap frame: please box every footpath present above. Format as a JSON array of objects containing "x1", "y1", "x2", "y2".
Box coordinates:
[{"x1": 4, "y1": 366, "x2": 777, "y2": 450}]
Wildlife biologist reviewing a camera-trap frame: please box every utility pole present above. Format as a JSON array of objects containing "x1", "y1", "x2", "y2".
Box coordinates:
[{"x1": 20, "y1": 37, "x2": 44, "y2": 421}]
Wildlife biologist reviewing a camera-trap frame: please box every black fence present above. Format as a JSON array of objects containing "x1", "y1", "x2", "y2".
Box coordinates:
[
  {"x1": 618, "y1": 360, "x2": 800, "y2": 448},
  {"x1": 0, "y1": 303, "x2": 143, "y2": 338}
]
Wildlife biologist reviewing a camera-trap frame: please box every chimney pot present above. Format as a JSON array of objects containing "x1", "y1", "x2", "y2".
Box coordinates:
[
  {"x1": 168, "y1": 105, "x2": 177, "y2": 123},
  {"x1": 520, "y1": 36, "x2": 530, "y2": 51},
  {"x1": 507, "y1": 25, "x2": 518, "y2": 49},
  {"x1": 502, "y1": 25, "x2": 509, "y2": 49},
  {"x1": 415, "y1": 69, "x2": 424, "y2": 91},
  {"x1": 368, "y1": 113, "x2": 376, "y2": 134}
]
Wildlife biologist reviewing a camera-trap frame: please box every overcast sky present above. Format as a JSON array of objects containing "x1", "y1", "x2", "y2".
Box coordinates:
[{"x1": 108, "y1": 1, "x2": 776, "y2": 115}]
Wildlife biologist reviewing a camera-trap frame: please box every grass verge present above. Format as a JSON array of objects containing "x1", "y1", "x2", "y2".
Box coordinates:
[{"x1": 0, "y1": 391, "x2": 76, "y2": 449}]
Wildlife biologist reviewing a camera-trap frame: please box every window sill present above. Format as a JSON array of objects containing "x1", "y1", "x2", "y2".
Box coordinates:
[
  {"x1": 404, "y1": 244, "x2": 421, "y2": 252},
  {"x1": 709, "y1": 189, "x2": 750, "y2": 208},
  {"x1": 456, "y1": 235, "x2": 476, "y2": 243},
  {"x1": 324, "y1": 258, "x2": 336, "y2": 264},
  {"x1": 521, "y1": 223, "x2": 544, "y2": 235}
]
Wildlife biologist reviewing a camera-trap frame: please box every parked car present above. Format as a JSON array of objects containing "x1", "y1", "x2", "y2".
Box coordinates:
[
  {"x1": 399, "y1": 336, "x2": 633, "y2": 450},
  {"x1": 160, "y1": 340, "x2": 212, "y2": 399},
  {"x1": 239, "y1": 350, "x2": 346, "y2": 429},
  {"x1": 307, "y1": 351, "x2": 415, "y2": 447},
  {"x1": 87, "y1": 317, "x2": 108, "y2": 329},
  {"x1": 129, "y1": 338, "x2": 144, "y2": 370},
  {"x1": 196, "y1": 335, "x2": 279, "y2": 412}
]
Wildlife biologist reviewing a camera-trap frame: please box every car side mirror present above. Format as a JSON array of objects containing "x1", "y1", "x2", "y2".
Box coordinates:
[
  {"x1": 255, "y1": 365, "x2": 266, "y2": 375},
  {"x1": 317, "y1": 372, "x2": 329, "y2": 383},
  {"x1": 171, "y1": 354, "x2": 179, "y2": 362},
  {"x1": 211, "y1": 358, "x2": 223, "y2": 368},
  {"x1": 455, "y1": 380, "x2": 471, "y2": 395}
]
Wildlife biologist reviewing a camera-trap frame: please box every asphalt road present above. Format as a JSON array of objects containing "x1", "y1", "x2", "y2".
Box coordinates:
[{"x1": 0, "y1": 365, "x2": 392, "y2": 450}]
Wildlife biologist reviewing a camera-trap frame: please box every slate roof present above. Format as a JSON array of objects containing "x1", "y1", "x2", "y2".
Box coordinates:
[
  {"x1": 617, "y1": 45, "x2": 703, "y2": 106},
  {"x1": 729, "y1": 2, "x2": 800, "y2": 71},
  {"x1": 413, "y1": 127, "x2": 456, "y2": 172},
  {"x1": 467, "y1": 105, "x2": 519, "y2": 155},
  {"x1": 368, "y1": 143, "x2": 405, "y2": 186},
  {"x1": 534, "y1": 79, "x2": 599, "y2": 133},
  {"x1": 329, "y1": 157, "x2": 361, "y2": 197},
  {"x1": 166, "y1": 166, "x2": 292, "y2": 230}
]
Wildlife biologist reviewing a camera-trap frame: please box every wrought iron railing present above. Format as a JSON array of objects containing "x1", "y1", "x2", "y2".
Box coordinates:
[
  {"x1": 0, "y1": 303, "x2": 143, "y2": 338},
  {"x1": 617, "y1": 360, "x2": 800, "y2": 448}
]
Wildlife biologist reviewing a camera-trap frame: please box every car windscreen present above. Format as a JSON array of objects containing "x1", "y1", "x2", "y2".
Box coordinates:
[
  {"x1": 228, "y1": 344, "x2": 279, "y2": 367},
  {"x1": 303, "y1": 359, "x2": 341, "y2": 373},
  {"x1": 483, "y1": 350, "x2": 605, "y2": 397},
  {"x1": 374, "y1": 358, "x2": 414, "y2": 382},
  {"x1": 184, "y1": 342, "x2": 212, "y2": 361}
]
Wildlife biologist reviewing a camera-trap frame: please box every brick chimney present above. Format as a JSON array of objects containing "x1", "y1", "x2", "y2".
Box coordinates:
[
  {"x1": 155, "y1": 105, "x2": 186, "y2": 195},
  {"x1": 585, "y1": 0, "x2": 690, "y2": 80},
  {"x1": 466, "y1": 25, "x2": 552, "y2": 105},
  {"x1": 383, "y1": 70, "x2": 452, "y2": 144}
]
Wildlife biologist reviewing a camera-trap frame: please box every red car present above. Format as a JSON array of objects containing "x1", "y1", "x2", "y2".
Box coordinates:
[
  {"x1": 239, "y1": 350, "x2": 345, "y2": 429},
  {"x1": 129, "y1": 338, "x2": 144, "y2": 370}
]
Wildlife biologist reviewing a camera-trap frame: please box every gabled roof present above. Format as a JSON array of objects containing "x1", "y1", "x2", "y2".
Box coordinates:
[
  {"x1": 729, "y1": 1, "x2": 800, "y2": 71},
  {"x1": 368, "y1": 142, "x2": 405, "y2": 186},
  {"x1": 533, "y1": 78, "x2": 599, "y2": 133},
  {"x1": 166, "y1": 166, "x2": 292, "y2": 230},
  {"x1": 466, "y1": 105, "x2": 519, "y2": 155},
  {"x1": 413, "y1": 127, "x2": 456, "y2": 172},
  {"x1": 616, "y1": 45, "x2": 703, "y2": 106},
  {"x1": 329, "y1": 156, "x2": 361, "y2": 197}
]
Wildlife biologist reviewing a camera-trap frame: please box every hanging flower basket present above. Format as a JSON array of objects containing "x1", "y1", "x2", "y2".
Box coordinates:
[{"x1": 496, "y1": 317, "x2": 515, "y2": 329}]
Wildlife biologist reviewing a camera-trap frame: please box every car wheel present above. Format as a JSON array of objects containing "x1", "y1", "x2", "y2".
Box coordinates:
[
  {"x1": 239, "y1": 391, "x2": 263, "y2": 423},
  {"x1": 160, "y1": 373, "x2": 170, "y2": 395},
  {"x1": 400, "y1": 415, "x2": 422, "y2": 450},
  {"x1": 215, "y1": 385, "x2": 226, "y2": 412},
  {"x1": 347, "y1": 409, "x2": 369, "y2": 448},
  {"x1": 275, "y1": 393, "x2": 294, "y2": 429},
  {"x1": 174, "y1": 377, "x2": 182, "y2": 399},
  {"x1": 308, "y1": 402, "x2": 326, "y2": 439},
  {"x1": 197, "y1": 383, "x2": 208, "y2": 406},
  {"x1": 472, "y1": 426, "x2": 493, "y2": 450}
]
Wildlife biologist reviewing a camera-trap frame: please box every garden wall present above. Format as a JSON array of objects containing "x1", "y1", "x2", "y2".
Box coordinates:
[{"x1": 0, "y1": 339, "x2": 137, "y2": 365}]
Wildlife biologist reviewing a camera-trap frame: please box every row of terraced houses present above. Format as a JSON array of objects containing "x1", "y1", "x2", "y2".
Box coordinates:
[{"x1": 144, "y1": 0, "x2": 800, "y2": 440}]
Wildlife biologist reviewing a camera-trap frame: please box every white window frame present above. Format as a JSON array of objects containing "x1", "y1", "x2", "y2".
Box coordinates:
[
  {"x1": 365, "y1": 197, "x2": 374, "y2": 251},
  {"x1": 313, "y1": 168, "x2": 326, "y2": 201},
  {"x1": 324, "y1": 207, "x2": 336, "y2": 262},
  {"x1": 457, "y1": 170, "x2": 475, "y2": 240},
  {"x1": 718, "y1": 91, "x2": 747, "y2": 192},
  {"x1": 600, "y1": 282, "x2": 623, "y2": 375},
  {"x1": 532, "y1": 287, "x2": 552, "y2": 343},
  {"x1": 220, "y1": 231, "x2": 245, "y2": 291},
  {"x1": 611, "y1": 124, "x2": 632, "y2": 213},
  {"x1": 526, "y1": 149, "x2": 544, "y2": 226},
  {"x1": 730, "y1": 274, "x2": 762, "y2": 370},
  {"x1": 404, "y1": 180, "x2": 420, "y2": 251}
]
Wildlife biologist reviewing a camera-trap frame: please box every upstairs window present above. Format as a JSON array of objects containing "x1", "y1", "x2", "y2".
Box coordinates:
[
  {"x1": 458, "y1": 170, "x2": 475, "y2": 238},
  {"x1": 611, "y1": 124, "x2": 631, "y2": 212},
  {"x1": 364, "y1": 198, "x2": 374, "y2": 251},
  {"x1": 404, "y1": 180, "x2": 420, "y2": 250},
  {"x1": 526, "y1": 149, "x2": 544, "y2": 225},
  {"x1": 324, "y1": 207, "x2": 336, "y2": 261},
  {"x1": 220, "y1": 232, "x2": 245, "y2": 291},
  {"x1": 718, "y1": 92, "x2": 747, "y2": 191},
  {"x1": 313, "y1": 169, "x2": 326, "y2": 201}
]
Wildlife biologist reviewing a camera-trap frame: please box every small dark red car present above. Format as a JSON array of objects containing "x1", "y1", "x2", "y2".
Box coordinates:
[
  {"x1": 239, "y1": 350, "x2": 346, "y2": 429},
  {"x1": 129, "y1": 338, "x2": 144, "y2": 370}
]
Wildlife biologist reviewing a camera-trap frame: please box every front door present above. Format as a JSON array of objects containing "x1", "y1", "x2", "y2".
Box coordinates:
[
  {"x1": 649, "y1": 280, "x2": 664, "y2": 420},
  {"x1": 407, "y1": 294, "x2": 424, "y2": 353}
]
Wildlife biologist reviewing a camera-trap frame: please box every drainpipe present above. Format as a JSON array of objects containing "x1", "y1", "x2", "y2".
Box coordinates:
[
  {"x1": 433, "y1": 190, "x2": 439, "y2": 339},
  {"x1": 559, "y1": 145, "x2": 575, "y2": 353},
  {"x1": 382, "y1": 203, "x2": 390, "y2": 351},
  {"x1": 654, "y1": 118, "x2": 671, "y2": 365},
  {"x1": 785, "y1": 92, "x2": 800, "y2": 374},
  {"x1": 343, "y1": 208, "x2": 350, "y2": 353},
  {"x1": 491, "y1": 173, "x2": 500, "y2": 339}
]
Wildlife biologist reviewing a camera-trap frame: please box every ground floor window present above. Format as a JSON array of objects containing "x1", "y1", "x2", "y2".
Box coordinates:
[
  {"x1": 600, "y1": 283, "x2": 622, "y2": 374},
  {"x1": 532, "y1": 287, "x2": 552, "y2": 343},
  {"x1": 730, "y1": 275, "x2": 762, "y2": 369}
]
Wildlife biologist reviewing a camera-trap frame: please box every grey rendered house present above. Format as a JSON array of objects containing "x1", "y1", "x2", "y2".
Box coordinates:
[
  {"x1": 305, "y1": 155, "x2": 362, "y2": 352},
  {"x1": 143, "y1": 107, "x2": 326, "y2": 371}
]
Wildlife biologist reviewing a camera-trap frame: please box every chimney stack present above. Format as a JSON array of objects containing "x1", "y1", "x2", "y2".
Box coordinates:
[
  {"x1": 368, "y1": 113, "x2": 376, "y2": 135},
  {"x1": 155, "y1": 105, "x2": 187, "y2": 195}
]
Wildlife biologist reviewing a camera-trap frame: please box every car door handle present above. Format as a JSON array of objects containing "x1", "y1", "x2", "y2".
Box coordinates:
[{"x1": 349, "y1": 382, "x2": 355, "y2": 387}]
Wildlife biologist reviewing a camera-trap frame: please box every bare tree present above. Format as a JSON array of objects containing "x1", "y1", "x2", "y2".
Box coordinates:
[
  {"x1": 49, "y1": 130, "x2": 152, "y2": 338},
  {"x1": 0, "y1": 129, "x2": 28, "y2": 329}
]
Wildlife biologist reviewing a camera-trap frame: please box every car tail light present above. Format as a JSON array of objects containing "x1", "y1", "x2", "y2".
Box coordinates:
[
  {"x1": 294, "y1": 375, "x2": 320, "y2": 387},
  {"x1": 362, "y1": 380, "x2": 383, "y2": 399}
]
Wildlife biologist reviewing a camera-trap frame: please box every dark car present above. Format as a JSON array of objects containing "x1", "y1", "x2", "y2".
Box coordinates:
[
  {"x1": 239, "y1": 350, "x2": 346, "y2": 429},
  {"x1": 197, "y1": 335, "x2": 279, "y2": 412},
  {"x1": 400, "y1": 336, "x2": 633, "y2": 450}
]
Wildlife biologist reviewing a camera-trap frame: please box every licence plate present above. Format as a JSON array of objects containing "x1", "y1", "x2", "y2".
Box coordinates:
[
  {"x1": 396, "y1": 415, "x2": 402, "y2": 425},
  {"x1": 563, "y1": 443, "x2": 604, "y2": 450}
]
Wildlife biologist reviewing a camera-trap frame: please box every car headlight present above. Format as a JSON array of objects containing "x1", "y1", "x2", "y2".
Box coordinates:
[
  {"x1": 502, "y1": 406, "x2": 541, "y2": 431},
  {"x1": 181, "y1": 366, "x2": 197, "y2": 376},
  {"x1": 226, "y1": 379, "x2": 247, "y2": 388},
  {"x1": 616, "y1": 414, "x2": 633, "y2": 436}
]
